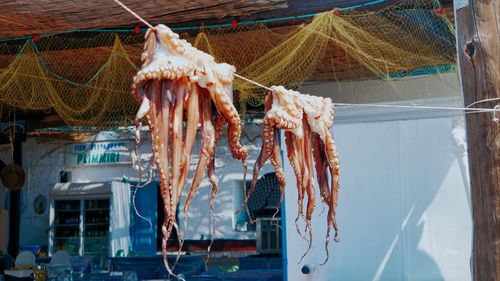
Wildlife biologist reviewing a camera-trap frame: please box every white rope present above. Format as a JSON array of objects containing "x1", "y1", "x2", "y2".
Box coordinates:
[
  {"x1": 333, "y1": 102, "x2": 500, "y2": 113},
  {"x1": 112, "y1": 0, "x2": 500, "y2": 116},
  {"x1": 234, "y1": 73, "x2": 273, "y2": 91},
  {"x1": 112, "y1": 0, "x2": 155, "y2": 30},
  {"x1": 466, "y1": 97, "x2": 500, "y2": 108}
]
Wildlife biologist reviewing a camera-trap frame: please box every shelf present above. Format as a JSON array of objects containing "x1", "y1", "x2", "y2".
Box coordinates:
[
  {"x1": 55, "y1": 209, "x2": 80, "y2": 212},
  {"x1": 85, "y1": 208, "x2": 109, "y2": 211},
  {"x1": 55, "y1": 224, "x2": 80, "y2": 227},
  {"x1": 84, "y1": 237, "x2": 108, "y2": 239},
  {"x1": 55, "y1": 237, "x2": 79, "y2": 239},
  {"x1": 85, "y1": 223, "x2": 109, "y2": 226}
]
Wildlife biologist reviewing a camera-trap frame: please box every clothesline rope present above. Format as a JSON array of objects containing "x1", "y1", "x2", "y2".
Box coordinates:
[
  {"x1": 112, "y1": 0, "x2": 155, "y2": 30},
  {"x1": 111, "y1": 0, "x2": 500, "y2": 116},
  {"x1": 334, "y1": 100, "x2": 500, "y2": 113}
]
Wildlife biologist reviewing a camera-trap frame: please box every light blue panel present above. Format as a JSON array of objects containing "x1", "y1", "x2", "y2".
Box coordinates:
[
  {"x1": 285, "y1": 121, "x2": 405, "y2": 281},
  {"x1": 284, "y1": 116, "x2": 472, "y2": 281},
  {"x1": 402, "y1": 118, "x2": 472, "y2": 281},
  {"x1": 329, "y1": 121, "x2": 405, "y2": 281}
]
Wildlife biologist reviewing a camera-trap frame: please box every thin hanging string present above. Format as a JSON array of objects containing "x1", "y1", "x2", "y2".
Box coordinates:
[{"x1": 111, "y1": 0, "x2": 500, "y2": 116}]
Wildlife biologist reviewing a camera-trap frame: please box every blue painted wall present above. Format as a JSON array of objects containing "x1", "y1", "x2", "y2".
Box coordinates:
[{"x1": 129, "y1": 182, "x2": 157, "y2": 256}]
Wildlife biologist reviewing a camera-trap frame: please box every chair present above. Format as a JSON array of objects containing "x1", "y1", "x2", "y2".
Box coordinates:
[
  {"x1": 50, "y1": 250, "x2": 70, "y2": 266},
  {"x1": 3, "y1": 251, "x2": 33, "y2": 281},
  {"x1": 14, "y1": 251, "x2": 35, "y2": 268},
  {"x1": 47, "y1": 250, "x2": 71, "y2": 279},
  {"x1": 69, "y1": 256, "x2": 93, "y2": 273}
]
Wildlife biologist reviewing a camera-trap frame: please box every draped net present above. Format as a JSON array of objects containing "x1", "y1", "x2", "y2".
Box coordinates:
[{"x1": 0, "y1": 1, "x2": 456, "y2": 130}]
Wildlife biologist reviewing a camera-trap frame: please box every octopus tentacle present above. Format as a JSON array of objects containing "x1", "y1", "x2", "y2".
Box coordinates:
[
  {"x1": 134, "y1": 96, "x2": 150, "y2": 143},
  {"x1": 162, "y1": 218, "x2": 183, "y2": 280},
  {"x1": 324, "y1": 127, "x2": 340, "y2": 240},
  {"x1": 178, "y1": 83, "x2": 200, "y2": 197},
  {"x1": 170, "y1": 79, "x2": 187, "y2": 209},
  {"x1": 210, "y1": 87, "x2": 248, "y2": 176},
  {"x1": 145, "y1": 80, "x2": 173, "y2": 218},
  {"x1": 237, "y1": 93, "x2": 274, "y2": 215},
  {"x1": 299, "y1": 120, "x2": 315, "y2": 263},
  {"x1": 209, "y1": 85, "x2": 249, "y2": 222},
  {"x1": 169, "y1": 82, "x2": 200, "y2": 264},
  {"x1": 161, "y1": 222, "x2": 174, "y2": 277},
  {"x1": 206, "y1": 157, "x2": 218, "y2": 255},
  {"x1": 312, "y1": 131, "x2": 336, "y2": 265},
  {"x1": 270, "y1": 129, "x2": 286, "y2": 211},
  {"x1": 208, "y1": 115, "x2": 226, "y2": 199},
  {"x1": 206, "y1": 114, "x2": 225, "y2": 256},
  {"x1": 311, "y1": 133, "x2": 330, "y2": 206},
  {"x1": 296, "y1": 134, "x2": 308, "y2": 224},
  {"x1": 243, "y1": 118, "x2": 273, "y2": 201},
  {"x1": 212, "y1": 114, "x2": 226, "y2": 148},
  {"x1": 183, "y1": 90, "x2": 215, "y2": 217},
  {"x1": 235, "y1": 120, "x2": 272, "y2": 222},
  {"x1": 156, "y1": 80, "x2": 174, "y2": 276},
  {"x1": 284, "y1": 132, "x2": 307, "y2": 239}
]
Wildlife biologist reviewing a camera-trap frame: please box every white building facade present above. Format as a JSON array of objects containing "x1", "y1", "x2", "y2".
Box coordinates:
[{"x1": 0, "y1": 73, "x2": 473, "y2": 280}]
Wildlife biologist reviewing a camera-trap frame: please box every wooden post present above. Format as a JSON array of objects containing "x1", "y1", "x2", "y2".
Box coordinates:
[
  {"x1": 7, "y1": 142, "x2": 22, "y2": 257},
  {"x1": 456, "y1": 0, "x2": 500, "y2": 280}
]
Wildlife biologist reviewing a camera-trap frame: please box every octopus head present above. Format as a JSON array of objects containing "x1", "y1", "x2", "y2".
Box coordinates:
[
  {"x1": 301, "y1": 94, "x2": 335, "y2": 140},
  {"x1": 266, "y1": 86, "x2": 303, "y2": 137},
  {"x1": 132, "y1": 24, "x2": 236, "y2": 103},
  {"x1": 132, "y1": 25, "x2": 194, "y2": 96}
]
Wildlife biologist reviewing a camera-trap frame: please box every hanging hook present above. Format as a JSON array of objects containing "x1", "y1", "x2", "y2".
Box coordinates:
[{"x1": 492, "y1": 105, "x2": 500, "y2": 123}]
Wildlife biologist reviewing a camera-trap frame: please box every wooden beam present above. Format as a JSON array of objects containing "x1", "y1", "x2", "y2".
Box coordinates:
[
  {"x1": 22, "y1": 114, "x2": 67, "y2": 133},
  {"x1": 456, "y1": 1, "x2": 500, "y2": 280}
]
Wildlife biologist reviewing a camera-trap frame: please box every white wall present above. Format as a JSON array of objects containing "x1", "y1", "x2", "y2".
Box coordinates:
[
  {"x1": 303, "y1": 73, "x2": 461, "y2": 103},
  {"x1": 1, "y1": 72, "x2": 473, "y2": 280},
  {"x1": 2, "y1": 124, "x2": 272, "y2": 247},
  {"x1": 284, "y1": 75, "x2": 472, "y2": 281},
  {"x1": 178, "y1": 124, "x2": 274, "y2": 240}
]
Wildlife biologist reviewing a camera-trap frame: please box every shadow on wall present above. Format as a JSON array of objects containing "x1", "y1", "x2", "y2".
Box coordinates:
[
  {"x1": 346, "y1": 119, "x2": 470, "y2": 281},
  {"x1": 288, "y1": 117, "x2": 472, "y2": 281}
]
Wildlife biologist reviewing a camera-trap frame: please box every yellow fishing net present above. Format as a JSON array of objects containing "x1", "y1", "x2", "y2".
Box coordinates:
[
  {"x1": 0, "y1": 2, "x2": 456, "y2": 130},
  {"x1": 0, "y1": 35, "x2": 141, "y2": 128}
]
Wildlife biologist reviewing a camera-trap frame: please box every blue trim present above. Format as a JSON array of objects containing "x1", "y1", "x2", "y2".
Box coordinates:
[{"x1": 384, "y1": 64, "x2": 456, "y2": 79}]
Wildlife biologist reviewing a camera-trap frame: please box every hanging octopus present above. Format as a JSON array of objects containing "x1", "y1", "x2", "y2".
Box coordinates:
[
  {"x1": 243, "y1": 85, "x2": 341, "y2": 264},
  {"x1": 131, "y1": 24, "x2": 248, "y2": 274}
]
